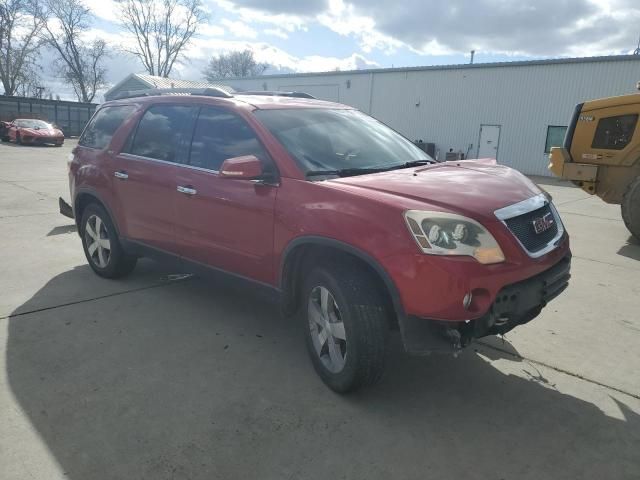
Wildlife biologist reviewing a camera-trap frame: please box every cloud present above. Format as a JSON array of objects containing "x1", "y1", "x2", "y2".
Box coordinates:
[
  {"x1": 220, "y1": 19, "x2": 258, "y2": 38},
  {"x1": 183, "y1": 36, "x2": 378, "y2": 74},
  {"x1": 90, "y1": 0, "x2": 120, "y2": 23},
  {"x1": 222, "y1": 0, "x2": 328, "y2": 15},
  {"x1": 215, "y1": 0, "x2": 640, "y2": 57},
  {"x1": 211, "y1": 0, "x2": 307, "y2": 33},
  {"x1": 263, "y1": 28, "x2": 288, "y2": 39}
]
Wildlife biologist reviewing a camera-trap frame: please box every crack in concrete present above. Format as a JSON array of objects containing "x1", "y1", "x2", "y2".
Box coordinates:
[
  {"x1": 0, "y1": 211, "x2": 58, "y2": 219},
  {"x1": 0, "y1": 179, "x2": 57, "y2": 200},
  {"x1": 572, "y1": 254, "x2": 639, "y2": 271},
  {"x1": 555, "y1": 196, "x2": 593, "y2": 206},
  {"x1": 0, "y1": 280, "x2": 186, "y2": 321},
  {"x1": 559, "y1": 211, "x2": 623, "y2": 222},
  {"x1": 477, "y1": 340, "x2": 640, "y2": 400}
]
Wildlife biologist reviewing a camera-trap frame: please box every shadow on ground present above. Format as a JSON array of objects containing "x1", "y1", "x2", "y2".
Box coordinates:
[
  {"x1": 617, "y1": 235, "x2": 640, "y2": 261},
  {"x1": 6, "y1": 265, "x2": 640, "y2": 479},
  {"x1": 47, "y1": 224, "x2": 77, "y2": 236}
]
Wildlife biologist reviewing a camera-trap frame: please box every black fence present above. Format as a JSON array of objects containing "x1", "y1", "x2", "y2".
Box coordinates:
[{"x1": 0, "y1": 95, "x2": 98, "y2": 137}]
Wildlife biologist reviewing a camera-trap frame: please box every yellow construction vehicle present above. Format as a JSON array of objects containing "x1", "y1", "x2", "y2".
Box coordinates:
[{"x1": 549, "y1": 85, "x2": 640, "y2": 240}]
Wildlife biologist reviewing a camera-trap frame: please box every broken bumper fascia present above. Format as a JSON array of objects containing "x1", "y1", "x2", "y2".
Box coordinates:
[
  {"x1": 399, "y1": 254, "x2": 571, "y2": 355},
  {"x1": 59, "y1": 197, "x2": 74, "y2": 219}
]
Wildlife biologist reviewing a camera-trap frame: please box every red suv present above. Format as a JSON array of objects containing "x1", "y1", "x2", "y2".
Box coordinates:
[{"x1": 65, "y1": 88, "x2": 571, "y2": 392}]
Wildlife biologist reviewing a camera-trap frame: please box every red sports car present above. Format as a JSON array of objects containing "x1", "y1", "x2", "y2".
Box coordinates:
[{"x1": 1, "y1": 119, "x2": 64, "y2": 146}]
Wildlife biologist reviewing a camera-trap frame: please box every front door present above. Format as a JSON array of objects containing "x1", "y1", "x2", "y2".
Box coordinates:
[
  {"x1": 111, "y1": 104, "x2": 197, "y2": 253},
  {"x1": 174, "y1": 106, "x2": 278, "y2": 284},
  {"x1": 477, "y1": 124, "x2": 501, "y2": 159}
]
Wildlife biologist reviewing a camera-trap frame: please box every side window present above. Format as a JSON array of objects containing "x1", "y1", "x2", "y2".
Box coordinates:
[
  {"x1": 129, "y1": 105, "x2": 196, "y2": 162},
  {"x1": 591, "y1": 114, "x2": 638, "y2": 150},
  {"x1": 189, "y1": 107, "x2": 270, "y2": 172},
  {"x1": 544, "y1": 126, "x2": 567, "y2": 154},
  {"x1": 79, "y1": 105, "x2": 135, "y2": 149}
]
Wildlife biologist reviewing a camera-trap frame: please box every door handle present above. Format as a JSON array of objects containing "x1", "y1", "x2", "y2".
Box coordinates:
[
  {"x1": 114, "y1": 171, "x2": 128, "y2": 180},
  {"x1": 177, "y1": 185, "x2": 197, "y2": 195}
]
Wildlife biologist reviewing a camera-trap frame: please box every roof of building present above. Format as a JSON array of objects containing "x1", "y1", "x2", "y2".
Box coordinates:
[
  {"x1": 227, "y1": 54, "x2": 640, "y2": 81},
  {"x1": 107, "y1": 90, "x2": 348, "y2": 110},
  {"x1": 104, "y1": 73, "x2": 231, "y2": 100}
]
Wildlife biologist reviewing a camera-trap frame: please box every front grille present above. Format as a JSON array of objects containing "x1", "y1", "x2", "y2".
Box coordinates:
[{"x1": 504, "y1": 204, "x2": 559, "y2": 253}]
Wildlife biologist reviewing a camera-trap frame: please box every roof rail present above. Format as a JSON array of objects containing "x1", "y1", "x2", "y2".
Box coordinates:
[
  {"x1": 239, "y1": 90, "x2": 316, "y2": 99},
  {"x1": 113, "y1": 87, "x2": 234, "y2": 100}
]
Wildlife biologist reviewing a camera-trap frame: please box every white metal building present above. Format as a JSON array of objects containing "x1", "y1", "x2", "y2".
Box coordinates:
[
  {"x1": 227, "y1": 55, "x2": 640, "y2": 176},
  {"x1": 104, "y1": 73, "x2": 230, "y2": 101}
]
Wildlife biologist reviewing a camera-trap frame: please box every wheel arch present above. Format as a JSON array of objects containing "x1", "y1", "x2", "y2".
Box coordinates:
[
  {"x1": 279, "y1": 236, "x2": 404, "y2": 326},
  {"x1": 74, "y1": 189, "x2": 120, "y2": 237}
]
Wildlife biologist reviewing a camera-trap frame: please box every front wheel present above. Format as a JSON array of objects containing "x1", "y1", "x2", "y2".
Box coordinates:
[
  {"x1": 622, "y1": 176, "x2": 640, "y2": 241},
  {"x1": 80, "y1": 203, "x2": 137, "y2": 278},
  {"x1": 15, "y1": 133, "x2": 22, "y2": 145},
  {"x1": 302, "y1": 262, "x2": 389, "y2": 393}
]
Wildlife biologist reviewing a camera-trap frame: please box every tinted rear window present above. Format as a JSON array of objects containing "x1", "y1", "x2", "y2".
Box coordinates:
[
  {"x1": 129, "y1": 105, "x2": 196, "y2": 162},
  {"x1": 79, "y1": 105, "x2": 135, "y2": 149},
  {"x1": 591, "y1": 114, "x2": 638, "y2": 150}
]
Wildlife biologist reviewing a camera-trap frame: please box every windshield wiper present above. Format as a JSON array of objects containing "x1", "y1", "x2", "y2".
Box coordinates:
[
  {"x1": 384, "y1": 159, "x2": 435, "y2": 171},
  {"x1": 306, "y1": 167, "x2": 389, "y2": 178}
]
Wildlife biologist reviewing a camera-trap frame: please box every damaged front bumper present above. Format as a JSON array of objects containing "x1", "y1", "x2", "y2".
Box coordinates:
[
  {"x1": 59, "y1": 197, "x2": 74, "y2": 219},
  {"x1": 400, "y1": 254, "x2": 571, "y2": 355}
]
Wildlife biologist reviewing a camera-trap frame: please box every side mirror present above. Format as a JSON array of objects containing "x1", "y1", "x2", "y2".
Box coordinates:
[{"x1": 219, "y1": 155, "x2": 263, "y2": 180}]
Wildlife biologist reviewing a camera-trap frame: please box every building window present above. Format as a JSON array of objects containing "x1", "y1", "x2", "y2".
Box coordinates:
[
  {"x1": 591, "y1": 114, "x2": 638, "y2": 150},
  {"x1": 545, "y1": 126, "x2": 567, "y2": 154}
]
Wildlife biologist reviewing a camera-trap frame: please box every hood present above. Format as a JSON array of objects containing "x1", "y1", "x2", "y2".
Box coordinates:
[
  {"x1": 328, "y1": 160, "x2": 542, "y2": 221},
  {"x1": 19, "y1": 127, "x2": 62, "y2": 136}
]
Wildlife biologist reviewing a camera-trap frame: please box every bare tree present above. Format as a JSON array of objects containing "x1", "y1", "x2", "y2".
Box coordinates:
[
  {"x1": 203, "y1": 49, "x2": 268, "y2": 80},
  {"x1": 118, "y1": 0, "x2": 207, "y2": 78},
  {"x1": 0, "y1": 0, "x2": 44, "y2": 96},
  {"x1": 39, "y1": 0, "x2": 108, "y2": 102}
]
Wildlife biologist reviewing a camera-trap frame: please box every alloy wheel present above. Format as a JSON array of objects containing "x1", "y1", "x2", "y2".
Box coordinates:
[
  {"x1": 308, "y1": 286, "x2": 347, "y2": 373},
  {"x1": 85, "y1": 214, "x2": 111, "y2": 268}
]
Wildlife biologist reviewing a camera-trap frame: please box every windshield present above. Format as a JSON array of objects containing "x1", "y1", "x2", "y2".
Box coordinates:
[
  {"x1": 14, "y1": 119, "x2": 52, "y2": 129},
  {"x1": 254, "y1": 108, "x2": 432, "y2": 177}
]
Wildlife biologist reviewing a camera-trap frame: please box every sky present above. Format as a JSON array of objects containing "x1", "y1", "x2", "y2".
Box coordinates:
[{"x1": 41, "y1": 0, "x2": 640, "y2": 101}]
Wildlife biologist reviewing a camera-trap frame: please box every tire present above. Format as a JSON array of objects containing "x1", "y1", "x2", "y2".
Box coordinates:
[
  {"x1": 80, "y1": 203, "x2": 137, "y2": 278},
  {"x1": 302, "y1": 261, "x2": 389, "y2": 393},
  {"x1": 1, "y1": 136, "x2": 9, "y2": 142},
  {"x1": 622, "y1": 175, "x2": 640, "y2": 241},
  {"x1": 16, "y1": 133, "x2": 21, "y2": 145}
]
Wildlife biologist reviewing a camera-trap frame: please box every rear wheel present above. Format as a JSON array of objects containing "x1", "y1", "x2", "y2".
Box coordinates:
[
  {"x1": 622, "y1": 175, "x2": 640, "y2": 241},
  {"x1": 80, "y1": 203, "x2": 137, "y2": 278},
  {"x1": 302, "y1": 261, "x2": 389, "y2": 393}
]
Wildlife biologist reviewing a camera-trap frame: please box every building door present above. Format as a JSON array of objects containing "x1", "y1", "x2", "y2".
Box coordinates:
[{"x1": 477, "y1": 124, "x2": 501, "y2": 159}]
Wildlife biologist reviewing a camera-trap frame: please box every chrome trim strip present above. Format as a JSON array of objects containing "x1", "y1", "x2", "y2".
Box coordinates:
[
  {"x1": 494, "y1": 194, "x2": 565, "y2": 259},
  {"x1": 494, "y1": 193, "x2": 547, "y2": 220},
  {"x1": 118, "y1": 152, "x2": 220, "y2": 174}
]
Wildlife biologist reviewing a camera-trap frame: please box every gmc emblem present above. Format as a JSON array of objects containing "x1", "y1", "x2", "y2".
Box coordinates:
[{"x1": 532, "y1": 212, "x2": 554, "y2": 234}]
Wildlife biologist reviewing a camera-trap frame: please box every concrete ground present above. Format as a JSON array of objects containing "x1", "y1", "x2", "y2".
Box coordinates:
[{"x1": 1, "y1": 140, "x2": 639, "y2": 480}]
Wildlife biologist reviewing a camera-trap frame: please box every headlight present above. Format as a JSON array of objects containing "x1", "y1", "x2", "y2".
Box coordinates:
[{"x1": 404, "y1": 210, "x2": 505, "y2": 264}]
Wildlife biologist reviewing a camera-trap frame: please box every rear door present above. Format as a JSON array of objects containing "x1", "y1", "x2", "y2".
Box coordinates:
[
  {"x1": 173, "y1": 106, "x2": 278, "y2": 284},
  {"x1": 112, "y1": 104, "x2": 197, "y2": 253}
]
